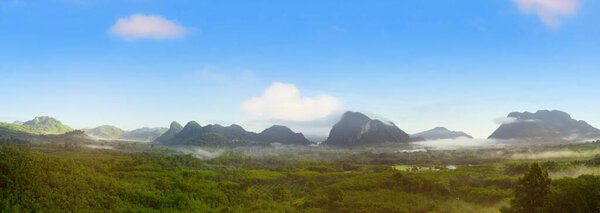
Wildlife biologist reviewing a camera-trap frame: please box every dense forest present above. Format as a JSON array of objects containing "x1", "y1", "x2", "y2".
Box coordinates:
[{"x1": 2, "y1": 136, "x2": 600, "y2": 212}]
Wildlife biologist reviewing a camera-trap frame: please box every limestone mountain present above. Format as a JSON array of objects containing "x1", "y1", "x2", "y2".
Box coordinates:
[
  {"x1": 256, "y1": 125, "x2": 311, "y2": 145},
  {"x1": 166, "y1": 121, "x2": 233, "y2": 146},
  {"x1": 212, "y1": 124, "x2": 257, "y2": 141},
  {"x1": 322, "y1": 111, "x2": 411, "y2": 146},
  {"x1": 156, "y1": 121, "x2": 312, "y2": 146},
  {"x1": 22, "y1": 116, "x2": 72, "y2": 134},
  {"x1": 411, "y1": 127, "x2": 473, "y2": 141},
  {"x1": 154, "y1": 121, "x2": 183, "y2": 143},
  {"x1": 488, "y1": 110, "x2": 600, "y2": 140}
]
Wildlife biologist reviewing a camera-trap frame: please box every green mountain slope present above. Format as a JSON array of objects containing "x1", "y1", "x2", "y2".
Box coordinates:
[
  {"x1": 85, "y1": 125, "x2": 125, "y2": 139},
  {"x1": 160, "y1": 121, "x2": 233, "y2": 147},
  {"x1": 22, "y1": 116, "x2": 72, "y2": 134},
  {"x1": 154, "y1": 121, "x2": 183, "y2": 143},
  {"x1": 0, "y1": 122, "x2": 38, "y2": 138},
  {"x1": 121, "y1": 127, "x2": 168, "y2": 141}
]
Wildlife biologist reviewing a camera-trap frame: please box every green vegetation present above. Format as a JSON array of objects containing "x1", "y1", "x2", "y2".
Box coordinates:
[
  {"x1": 85, "y1": 125, "x2": 126, "y2": 139},
  {"x1": 22, "y1": 116, "x2": 72, "y2": 134},
  {"x1": 0, "y1": 122, "x2": 37, "y2": 139},
  {"x1": 2, "y1": 137, "x2": 600, "y2": 212}
]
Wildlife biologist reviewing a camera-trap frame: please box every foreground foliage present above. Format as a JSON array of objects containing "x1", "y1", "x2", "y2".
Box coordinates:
[{"x1": 1, "y1": 140, "x2": 600, "y2": 212}]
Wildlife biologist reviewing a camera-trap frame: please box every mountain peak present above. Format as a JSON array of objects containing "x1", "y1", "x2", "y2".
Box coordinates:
[
  {"x1": 323, "y1": 111, "x2": 410, "y2": 146},
  {"x1": 22, "y1": 116, "x2": 72, "y2": 134},
  {"x1": 411, "y1": 127, "x2": 472, "y2": 141},
  {"x1": 183, "y1": 121, "x2": 202, "y2": 129},
  {"x1": 169, "y1": 121, "x2": 182, "y2": 129},
  {"x1": 490, "y1": 109, "x2": 600, "y2": 140},
  {"x1": 257, "y1": 125, "x2": 311, "y2": 145}
]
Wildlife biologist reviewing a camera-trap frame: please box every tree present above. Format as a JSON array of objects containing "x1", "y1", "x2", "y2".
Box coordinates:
[
  {"x1": 502, "y1": 162, "x2": 551, "y2": 213},
  {"x1": 327, "y1": 186, "x2": 344, "y2": 211},
  {"x1": 271, "y1": 185, "x2": 291, "y2": 202}
]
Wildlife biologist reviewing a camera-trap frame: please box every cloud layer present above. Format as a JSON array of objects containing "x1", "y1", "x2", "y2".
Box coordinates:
[
  {"x1": 512, "y1": 0, "x2": 579, "y2": 27},
  {"x1": 241, "y1": 82, "x2": 343, "y2": 121},
  {"x1": 109, "y1": 14, "x2": 186, "y2": 39}
]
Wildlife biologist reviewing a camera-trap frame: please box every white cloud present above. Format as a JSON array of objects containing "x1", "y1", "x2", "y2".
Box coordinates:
[
  {"x1": 109, "y1": 14, "x2": 186, "y2": 39},
  {"x1": 494, "y1": 117, "x2": 540, "y2": 124},
  {"x1": 494, "y1": 117, "x2": 518, "y2": 124},
  {"x1": 241, "y1": 82, "x2": 343, "y2": 121},
  {"x1": 512, "y1": 0, "x2": 580, "y2": 27}
]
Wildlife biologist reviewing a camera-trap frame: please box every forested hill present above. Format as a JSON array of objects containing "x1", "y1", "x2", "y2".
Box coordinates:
[
  {"x1": 21, "y1": 116, "x2": 72, "y2": 134},
  {"x1": 156, "y1": 121, "x2": 312, "y2": 146}
]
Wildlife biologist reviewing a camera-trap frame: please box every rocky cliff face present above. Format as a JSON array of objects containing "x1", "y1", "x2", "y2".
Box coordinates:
[{"x1": 323, "y1": 111, "x2": 410, "y2": 146}]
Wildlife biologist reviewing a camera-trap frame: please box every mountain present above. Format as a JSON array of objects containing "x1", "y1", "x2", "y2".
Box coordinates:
[
  {"x1": 85, "y1": 125, "x2": 126, "y2": 139},
  {"x1": 156, "y1": 121, "x2": 312, "y2": 146},
  {"x1": 0, "y1": 122, "x2": 38, "y2": 138},
  {"x1": 12, "y1": 121, "x2": 24, "y2": 125},
  {"x1": 411, "y1": 127, "x2": 473, "y2": 141},
  {"x1": 213, "y1": 124, "x2": 257, "y2": 141},
  {"x1": 488, "y1": 110, "x2": 600, "y2": 140},
  {"x1": 121, "y1": 127, "x2": 168, "y2": 141},
  {"x1": 322, "y1": 111, "x2": 411, "y2": 146},
  {"x1": 154, "y1": 121, "x2": 183, "y2": 143},
  {"x1": 167, "y1": 121, "x2": 233, "y2": 146},
  {"x1": 22, "y1": 116, "x2": 72, "y2": 134},
  {"x1": 256, "y1": 125, "x2": 311, "y2": 145}
]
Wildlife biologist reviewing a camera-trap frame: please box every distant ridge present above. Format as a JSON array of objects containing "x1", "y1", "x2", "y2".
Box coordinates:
[
  {"x1": 155, "y1": 121, "x2": 312, "y2": 146},
  {"x1": 489, "y1": 110, "x2": 600, "y2": 140},
  {"x1": 85, "y1": 125, "x2": 125, "y2": 139},
  {"x1": 322, "y1": 111, "x2": 411, "y2": 146},
  {"x1": 255, "y1": 125, "x2": 311, "y2": 145},
  {"x1": 85, "y1": 125, "x2": 168, "y2": 142},
  {"x1": 411, "y1": 127, "x2": 472, "y2": 141}
]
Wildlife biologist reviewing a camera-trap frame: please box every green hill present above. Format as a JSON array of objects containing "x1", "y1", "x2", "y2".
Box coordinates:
[
  {"x1": 160, "y1": 121, "x2": 233, "y2": 147},
  {"x1": 85, "y1": 125, "x2": 125, "y2": 139},
  {"x1": 121, "y1": 127, "x2": 168, "y2": 142},
  {"x1": 0, "y1": 122, "x2": 38, "y2": 138},
  {"x1": 154, "y1": 121, "x2": 183, "y2": 143},
  {"x1": 22, "y1": 116, "x2": 72, "y2": 134}
]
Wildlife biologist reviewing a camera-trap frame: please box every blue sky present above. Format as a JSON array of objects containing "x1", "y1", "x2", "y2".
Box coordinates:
[{"x1": 1, "y1": 0, "x2": 599, "y2": 138}]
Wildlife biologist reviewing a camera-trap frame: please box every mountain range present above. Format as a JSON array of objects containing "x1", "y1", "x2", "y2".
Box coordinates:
[
  {"x1": 322, "y1": 111, "x2": 411, "y2": 146},
  {"x1": 3, "y1": 109, "x2": 599, "y2": 145},
  {"x1": 155, "y1": 121, "x2": 312, "y2": 146},
  {"x1": 411, "y1": 127, "x2": 473, "y2": 141},
  {"x1": 489, "y1": 110, "x2": 600, "y2": 140},
  {"x1": 84, "y1": 125, "x2": 167, "y2": 142}
]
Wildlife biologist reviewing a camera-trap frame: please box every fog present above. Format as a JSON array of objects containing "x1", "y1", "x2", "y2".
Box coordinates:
[
  {"x1": 177, "y1": 148, "x2": 225, "y2": 160},
  {"x1": 85, "y1": 145, "x2": 115, "y2": 150},
  {"x1": 412, "y1": 137, "x2": 510, "y2": 149},
  {"x1": 511, "y1": 148, "x2": 600, "y2": 160}
]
